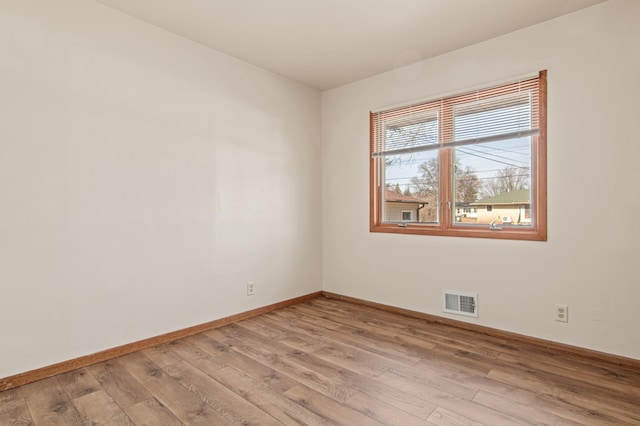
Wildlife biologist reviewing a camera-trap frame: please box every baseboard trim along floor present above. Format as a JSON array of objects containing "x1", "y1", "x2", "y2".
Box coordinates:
[
  {"x1": 2, "y1": 289, "x2": 638, "y2": 392},
  {"x1": 0, "y1": 291, "x2": 321, "y2": 391},
  {"x1": 321, "y1": 291, "x2": 640, "y2": 372}
]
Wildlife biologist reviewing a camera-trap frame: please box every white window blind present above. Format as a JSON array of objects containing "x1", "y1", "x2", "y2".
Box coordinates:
[{"x1": 371, "y1": 75, "x2": 541, "y2": 158}]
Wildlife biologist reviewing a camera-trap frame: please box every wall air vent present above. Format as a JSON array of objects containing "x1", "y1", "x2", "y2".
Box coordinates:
[{"x1": 443, "y1": 290, "x2": 478, "y2": 318}]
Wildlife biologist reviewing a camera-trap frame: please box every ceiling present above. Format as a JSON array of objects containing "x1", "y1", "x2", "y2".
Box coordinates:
[{"x1": 93, "y1": 0, "x2": 607, "y2": 90}]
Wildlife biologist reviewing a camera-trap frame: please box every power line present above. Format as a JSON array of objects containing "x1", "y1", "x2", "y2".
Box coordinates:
[
  {"x1": 456, "y1": 148, "x2": 525, "y2": 168},
  {"x1": 457, "y1": 146, "x2": 529, "y2": 165}
]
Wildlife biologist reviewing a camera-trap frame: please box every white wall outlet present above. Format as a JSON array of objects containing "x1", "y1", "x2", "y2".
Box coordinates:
[
  {"x1": 555, "y1": 304, "x2": 568, "y2": 322},
  {"x1": 247, "y1": 282, "x2": 255, "y2": 296}
]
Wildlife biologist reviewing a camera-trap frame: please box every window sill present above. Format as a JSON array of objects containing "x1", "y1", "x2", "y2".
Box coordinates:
[{"x1": 370, "y1": 223, "x2": 547, "y2": 241}]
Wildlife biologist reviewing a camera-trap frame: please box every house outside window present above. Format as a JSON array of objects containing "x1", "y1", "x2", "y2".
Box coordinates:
[
  {"x1": 370, "y1": 71, "x2": 547, "y2": 241},
  {"x1": 473, "y1": 190, "x2": 531, "y2": 225},
  {"x1": 383, "y1": 189, "x2": 428, "y2": 222}
]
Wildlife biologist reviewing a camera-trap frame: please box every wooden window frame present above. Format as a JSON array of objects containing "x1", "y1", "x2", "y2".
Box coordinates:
[{"x1": 370, "y1": 71, "x2": 547, "y2": 241}]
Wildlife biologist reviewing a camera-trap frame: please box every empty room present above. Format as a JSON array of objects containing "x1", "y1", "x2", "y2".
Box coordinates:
[{"x1": 1, "y1": 0, "x2": 639, "y2": 424}]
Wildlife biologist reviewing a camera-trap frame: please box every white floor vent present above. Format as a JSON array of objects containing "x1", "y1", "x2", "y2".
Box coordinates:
[{"x1": 443, "y1": 290, "x2": 478, "y2": 318}]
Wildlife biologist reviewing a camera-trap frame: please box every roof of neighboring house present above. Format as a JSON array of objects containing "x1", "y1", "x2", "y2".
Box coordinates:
[
  {"x1": 455, "y1": 202, "x2": 474, "y2": 208},
  {"x1": 472, "y1": 189, "x2": 530, "y2": 205},
  {"x1": 384, "y1": 190, "x2": 429, "y2": 204}
]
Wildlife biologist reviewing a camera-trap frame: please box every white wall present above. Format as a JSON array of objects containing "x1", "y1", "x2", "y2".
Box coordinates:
[
  {"x1": 0, "y1": 0, "x2": 322, "y2": 378},
  {"x1": 322, "y1": 0, "x2": 640, "y2": 359}
]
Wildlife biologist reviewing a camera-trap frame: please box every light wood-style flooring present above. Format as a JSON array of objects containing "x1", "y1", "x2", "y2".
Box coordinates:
[{"x1": 1, "y1": 297, "x2": 639, "y2": 425}]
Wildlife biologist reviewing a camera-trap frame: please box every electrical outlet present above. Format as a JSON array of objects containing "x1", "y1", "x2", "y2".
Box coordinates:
[
  {"x1": 247, "y1": 282, "x2": 255, "y2": 296},
  {"x1": 555, "y1": 304, "x2": 568, "y2": 322}
]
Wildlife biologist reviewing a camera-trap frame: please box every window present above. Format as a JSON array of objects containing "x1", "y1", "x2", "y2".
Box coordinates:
[
  {"x1": 370, "y1": 71, "x2": 546, "y2": 241},
  {"x1": 402, "y1": 210, "x2": 412, "y2": 221}
]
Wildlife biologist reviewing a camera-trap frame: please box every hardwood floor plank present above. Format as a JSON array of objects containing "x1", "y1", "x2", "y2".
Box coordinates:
[
  {"x1": 205, "y1": 325, "x2": 358, "y2": 403},
  {"x1": 298, "y1": 301, "x2": 503, "y2": 360},
  {"x1": 71, "y1": 389, "x2": 133, "y2": 425},
  {"x1": 239, "y1": 316, "x2": 435, "y2": 418},
  {"x1": 426, "y1": 406, "x2": 486, "y2": 426},
  {"x1": 164, "y1": 337, "x2": 329, "y2": 425},
  {"x1": 344, "y1": 390, "x2": 430, "y2": 425},
  {"x1": 220, "y1": 365, "x2": 333, "y2": 426},
  {"x1": 294, "y1": 301, "x2": 445, "y2": 344},
  {"x1": 375, "y1": 371, "x2": 530, "y2": 426},
  {"x1": 425, "y1": 346, "x2": 504, "y2": 377},
  {"x1": 304, "y1": 351, "x2": 439, "y2": 419},
  {"x1": 55, "y1": 368, "x2": 101, "y2": 400},
  {"x1": 123, "y1": 397, "x2": 183, "y2": 426},
  {"x1": 309, "y1": 341, "x2": 390, "y2": 378},
  {"x1": 225, "y1": 321, "x2": 439, "y2": 419},
  {"x1": 19, "y1": 377, "x2": 84, "y2": 426},
  {"x1": 492, "y1": 336, "x2": 640, "y2": 384},
  {"x1": 265, "y1": 309, "x2": 425, "y2": 366},
  {"x1": 0, "y1": 388, "x2": 19, "y2": 406},
  {"x1": 304, "y1": 299, "x2": 453, "y2": 340},
  {"x1": 291, "y1": 305, "x2": 497, "y2": 377},
  {"x1": 276, "y1": 307, "x2": 344, "y2": 330},
  {"x1": 140, "y1": 345, "x2": 182, "y2": 368},
  {"x1": 283, "y1": 385, "x2": 382, "y2": 426},
  {"x1": 288, "y1": 312, "x2": 478, "y2": 399},
  {"x1": 121, "y1": 352, "x2": 229, "y2": 424},
  {"x1": 235, "y1": 322, "x2": 435, "y2": 418},
  {"x1": 185, "y1": 333, "x2": 298, "y2": 395},
  {"x1": 472, "y1": 389, "x2": 583, "y2": 425},
  {"x1": 377, "y1": 363, "x2": 479, "y2": 401},
  {"x1": 87, "y1": 358, "x2": 153, "y2": 410},
  {"x1": 320, "y1": 296, "x2": 640, "y2": 376},
  {"x1": 260, "y1": 309, "x2": 426, "y2": 375},
  {"x1": 493, "y1": 358, "x2": 640, "y2": 412},
  {"x1": 257, "y1": 310, "x2": 434, "y2": 382},
  {"x1": 0, "y1": 387, "x2": 33, "y2": 426},
  {"x1": 419, "y1": 361, "x2": 625, "y2": 425},
  {"x1": 159, "y1": 340, "x2": 225, "y2": 376},
  {"x1": 161, "y1": 359, "x2": 281, "y2": 425},
  {"x1": 497, "y1": 351, "x2": 640, "y2": 399},
  {"x1": 487, "y1": 366, "x2": 640, "y2": 425},
  {"x1": 236, "y1": 316, "x2": 290, "y2": 338},
  {"x1": 289, "y1": 345, "x2": 439, "y2": 420}
]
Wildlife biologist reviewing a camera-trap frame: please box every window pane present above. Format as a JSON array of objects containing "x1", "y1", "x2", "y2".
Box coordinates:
[
  {"x1": 383, "y1": 151, "x2": 439, "y2": 223},
  {"x1": 454, "y1": 137, "x2": 532, "y2": 226},
  {"x1": 452, "y1": 96, "x2": 533, "y2": 228}
]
